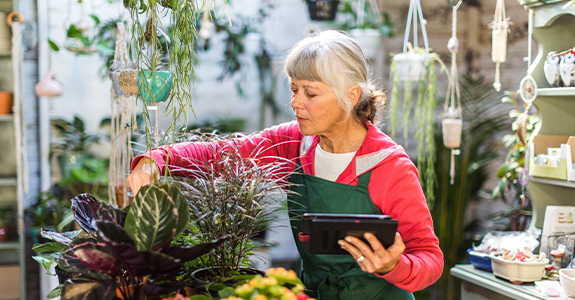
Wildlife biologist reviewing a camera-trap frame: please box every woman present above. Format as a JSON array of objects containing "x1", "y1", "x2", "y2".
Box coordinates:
[{"x1": 127, "y1": 30, "x2": 443, "y2": 299}]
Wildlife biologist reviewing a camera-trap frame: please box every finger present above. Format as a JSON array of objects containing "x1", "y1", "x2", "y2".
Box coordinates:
[
  {"x1": 388, "y1": 232, "x2": 406, "y2": 255},
  {"x1": 364, "y1": 232, "x2": 386, "y2": 254},
  {"x1": 344, "y1": 236, "x2": 377, "y2": 262},
  {"x1": 338, "y1": 240, "x2": 368, "y2": 272}
]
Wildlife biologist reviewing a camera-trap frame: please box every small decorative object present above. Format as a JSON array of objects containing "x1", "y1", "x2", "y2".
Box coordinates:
[
  {"x1": 560, "y1": 269, "x2": 575, "y2": 297},
  {"x1": 34, "y1": 71, "x2": 64, "y2": 97},
  {"x1": 550, "y1": 245, "x2": 566, "y2": 270},
  {"x1": 118, "y1": 69, "x2": 139, "y2": 95},
  {"x1": 137, "y1": 70, "x2": 172, "y2": 110},
  {"x1": 442, "y1": 1, "x2": 463, "y2": 185},
  {"x1": 559, "y1": 51, "x2": 575, "y2": 87},
  {"x1": 544, "y1": 51, "x2": 561, "y2": 87},
  {"x1": 490, "y1": 0, "x2": 510, "y2": 92},
  {"x1": 306, "y1": 0, "x2": 340, "y2": 21},
  {"x1": 0, "y1": 91, "x2": 13, "y2": 114}
]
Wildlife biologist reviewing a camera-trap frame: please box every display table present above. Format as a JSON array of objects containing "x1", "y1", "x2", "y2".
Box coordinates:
[{"x1": 450, "y1": 264, "x2": 573, "y2": 300}]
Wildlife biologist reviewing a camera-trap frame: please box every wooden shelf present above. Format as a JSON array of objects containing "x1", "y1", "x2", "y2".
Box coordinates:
[
  {"x1": 529, "y1": 176, "x2": 575, "y2": 188},
  {"x1": 0, "y1": 114, "x2": 13, "y2": 122},
  {"x1": 0, "y1": 242, "x2": 19, "y2": 251},
  {"x1": 538, "y1": 87, "x2": 575, "y2": 97},
  {"x1": 0, "y1": 178, "x2": 16, "y2": 186},
  {"x1": 0, "y1": 49, "x2": 10, "y2": 57}
]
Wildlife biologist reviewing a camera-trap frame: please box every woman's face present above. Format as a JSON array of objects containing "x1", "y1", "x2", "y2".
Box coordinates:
[{"x1": 290, "y1": 78, "x2": 348, "y2": 137}]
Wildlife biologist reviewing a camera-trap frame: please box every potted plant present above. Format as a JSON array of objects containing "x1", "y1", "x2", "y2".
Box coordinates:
[
  {"x1": 334, "y1": 0, "x2": 394, "y2": 58},
  {"x1": 0, "y1": 206, "x2": 13, "y2": 242},
  {"x1": 306, "y1": 0, "x2": 340, "y2": 21},
  {"x1": 166, "y1": 134, "x2": 295, "y2": 292},
  {"x1": 32, "y1": 183, "x2": 230, "y2": 300},
  {"x1": 51, "y1": 115, "x2": 100, "y2": 178}
]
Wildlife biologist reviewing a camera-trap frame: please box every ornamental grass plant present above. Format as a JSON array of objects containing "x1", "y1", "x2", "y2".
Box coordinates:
[{"x1": 167, "y1": 132, "x2": 298, "y2": 283}]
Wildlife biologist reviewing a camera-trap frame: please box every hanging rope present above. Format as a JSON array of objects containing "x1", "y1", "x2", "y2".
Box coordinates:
[
  {"x1": 403, "y1": 0, "x2": 429, "y2": 54},
  {"x1": 8, "y1": 12, "x2": 27, "y2": 241},
  {"x1": 491, "y1": 0, "x2": 510, "y2": 92},
  {"x1": 443, "y1": 2, "x2": 463, "y2": 185}
]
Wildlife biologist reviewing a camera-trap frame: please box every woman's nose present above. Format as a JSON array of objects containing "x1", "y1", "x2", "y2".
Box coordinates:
[{"x1": 291, "y1": 93, "x2": 302, "y2": 110}]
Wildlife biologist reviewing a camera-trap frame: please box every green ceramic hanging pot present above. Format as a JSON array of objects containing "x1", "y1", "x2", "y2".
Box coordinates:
[{"x1": 137, "y1": 70, "x2": 172, "y2": 103}]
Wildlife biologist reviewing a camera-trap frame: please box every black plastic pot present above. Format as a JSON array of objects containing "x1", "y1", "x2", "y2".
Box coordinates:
[
  {"x1": 306, "y1": 0, "x2": 340, "y2": 21},
  {"x1": 191, "y1": 267, "x2": 265, "y2": 297}
]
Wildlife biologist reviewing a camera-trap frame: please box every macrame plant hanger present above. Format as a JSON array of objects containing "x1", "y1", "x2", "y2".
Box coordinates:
[
  {"x1": 109, "y1": 21, "x2": 136, "y2": 208},
  {"x1": 442, "y1": 1, "x2": 463, "y2": 185},
  {"x1": 491, "y1": 0, "x2": 510, "y2": 92},
  {"x1": 356, "y1": 0, "x2": 381, "y2": 29},
  {"x1": 403, "y1": 0, "x2": 429, "y2": 57}
]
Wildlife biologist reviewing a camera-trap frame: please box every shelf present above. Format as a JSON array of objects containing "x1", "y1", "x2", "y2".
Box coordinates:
[
  {"x1": 0, "y1": 114, "x2": 13, "y2": 122},
  {"x1": 537, "y1": 87, "x2": 575, "y2": 97},
  {"x1": 0, "y1": 49, "x2": 10, "y2": 57},
  {"x1": 529, "y1": 176, "x2": 575, "y2": 188},
  {"x1": 0, "y1": 242, "x2": 19, "y2": 251},
  {"x1": 451, "y1": 264, "x2": 558, "y2": 300},
  {"x1": 0, "y1": 178, "x2": 16, "y2": 186}
]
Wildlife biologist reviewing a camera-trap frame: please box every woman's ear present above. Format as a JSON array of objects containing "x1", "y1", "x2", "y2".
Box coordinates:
[{"x1": 348, "y1": 85, "x2": 362, "y2": 106}]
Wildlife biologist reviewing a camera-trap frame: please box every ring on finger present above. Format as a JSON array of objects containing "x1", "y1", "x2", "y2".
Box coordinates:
[{"x1": 356, "y1": 256, "x2": 365, "y2": 263}]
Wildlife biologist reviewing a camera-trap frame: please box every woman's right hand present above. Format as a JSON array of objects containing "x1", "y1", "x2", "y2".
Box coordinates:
[{"x1": 126, "y1": 158, "x2": 159, "y2": 196}]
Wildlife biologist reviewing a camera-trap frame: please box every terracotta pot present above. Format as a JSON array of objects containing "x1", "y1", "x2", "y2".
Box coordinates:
[
  {"x1": 183, "y1": 286, "x2": 197, "y2": 296},
  {"x1": 115, "y1": 183, "x2": 133, "y2": 209},
  {"x1": 0, "y1": 92, "x2": 13, "y2": 115},
  {"x1": 0, "y1": 226, "x2": 8, "y2": 242}
]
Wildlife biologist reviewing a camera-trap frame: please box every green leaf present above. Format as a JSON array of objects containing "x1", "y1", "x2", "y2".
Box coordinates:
[
  {"x1": 501, "y1": 96, "x2": 516, "y2": 105},
  {"x1": 124, "y1": 183, "x2": 189, "y2": 251},
  {"x1": 61, "y1": 272, "x2": 116, "y2": 300},
  {"x1": 67, "y1": 25, "x2": 84, "y2": 39},
  {"x1": 47, "y1": 284, "x2": 64, "y2": 299},
  {"x1": 217, "y1": 287, "x2": 235, "y2": 298},
  {"x1": 33, "y1": 255, "x2": 56, "y2": 275},
  {"x1": 89, "y1": 14, "x2": 100, "y2": 26},
  {"x1": 95, "y1": 40, "x2": 114, "y2": 56},
  {"x1": 48, "y1": 39, "x2": 60, "y2": 51},
  {"x1": 33, "y1": 242, "x2": 67, "y2": 253},
  {"x1": 190, "y1": 295, "x2": 217, "y2": 300}
]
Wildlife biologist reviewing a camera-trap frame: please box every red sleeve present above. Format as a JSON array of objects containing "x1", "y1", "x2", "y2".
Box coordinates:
[
  {"x1": 369, "y1": 157, "x2": 444, "y2": 292},
  {"x1": 131, "y1": 121, "x2": 303, "y2": 177}
]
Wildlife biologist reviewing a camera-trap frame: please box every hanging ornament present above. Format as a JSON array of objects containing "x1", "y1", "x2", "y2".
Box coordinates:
[
  {"x1": 517, "y1": 9, "x2": 536, "y2": 146},
  {"x1": 490, "y1": 0, "x2": 510, "y2": 92},
  {"x1": 35, "y1": 70, "x2": 64, "y2": 97},
  {"x1": 442, "y1": 0, "x2": 463, "y2": 185}
]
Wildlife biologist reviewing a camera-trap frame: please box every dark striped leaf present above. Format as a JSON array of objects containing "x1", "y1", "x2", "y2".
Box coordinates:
[
  {"x1": 61, "y1": 272, "x2": 116, "y2": 300},
  {"x1": 124, "y1": 183, "x2": 189, "y2": 251},
  {"x1": 71, "y1": 193, "x2": 127, "y2": 234}
]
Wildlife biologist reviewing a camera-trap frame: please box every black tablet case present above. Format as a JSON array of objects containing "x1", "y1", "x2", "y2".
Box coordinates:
[{"x1": 300, "y1": 213, "x2": 398, "y2": 255}]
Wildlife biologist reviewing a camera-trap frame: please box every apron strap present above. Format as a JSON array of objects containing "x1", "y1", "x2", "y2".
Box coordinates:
[{"x1": 356, "y1": 170, "x2": 372, "y2": 189}]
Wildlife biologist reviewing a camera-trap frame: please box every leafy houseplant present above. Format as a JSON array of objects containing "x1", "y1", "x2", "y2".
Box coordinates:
[
  {"x1": 490, "y1": 91, "x2": 538, "y2": 232},
  {"x1": 25, "y1": 187, "x2": 74, "y2": 237},
  {"x1": 32, "y1": 183, "x2": 229, "y2": 300},
  {"x1": 430, "y1": 76, "x2": 509, "y2": 300},
  {"x1": 0, "y1": 206, "x2": 13, "y2": 242},
  {"x1": 51, "y1": 116, "x2": 100, "y2": 178},
  {"x1": 389, "y1": 45, "x2": 445, "y2": 208},
  {"x1": 168, "y1": 133, "x2": 295, "y2": 285}
]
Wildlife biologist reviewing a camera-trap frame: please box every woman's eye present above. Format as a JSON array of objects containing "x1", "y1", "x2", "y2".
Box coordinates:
[{"x1": 306, "y1": 93, "x2": 316, "y2": 98}]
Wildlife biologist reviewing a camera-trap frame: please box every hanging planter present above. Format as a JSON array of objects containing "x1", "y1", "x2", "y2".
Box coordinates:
[
  {"x1": 389, "y1": 0, "x2": 446, "y2": 208},
  {"x1": 34, "y1": 71, "x2": 64, "y2": 97},
  {"x1": 137, "y1": 70, "x2": 172, "y2": 109},
  {"x1": 243, "y1": 32, "x2": 261, "y2": 56},
  {"x1": 490, "y1": 0, "x2": 510, "y2": 92},
  {"x1": 306, "y1": 0, "x2": 340, "y2": 21},
  {"x1": 118, "y1": 69, "x2": 139, "y2": 95},
  {"x1": 349, "y1": 28, "x2": 381, "y2": 59}
]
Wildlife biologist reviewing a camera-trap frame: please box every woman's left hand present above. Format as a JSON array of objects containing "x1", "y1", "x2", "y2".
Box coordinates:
[{"x1": 338, "y1": 232, "x2": 405, "y2": 275}]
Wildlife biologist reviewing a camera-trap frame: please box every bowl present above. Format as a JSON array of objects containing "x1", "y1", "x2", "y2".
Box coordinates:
[
  {"x1": 560, "y1": 269, "x2": 575, "y2": 297},
  {"x1": 468, "y1": 249, "x2": 493, "y2": 272},
  {"x1": 490, "y1": 254, "x2": 548, "y2": 283}
]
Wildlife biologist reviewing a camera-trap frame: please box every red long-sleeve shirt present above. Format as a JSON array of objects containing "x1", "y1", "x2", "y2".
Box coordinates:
[{"x1": 132, "y1": 121, "x2": 444, "y2": 292}]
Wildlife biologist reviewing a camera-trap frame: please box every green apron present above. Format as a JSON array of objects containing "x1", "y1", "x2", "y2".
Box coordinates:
[{"x1": 288, "y1": 161, "x2": 414, "y2": 300}]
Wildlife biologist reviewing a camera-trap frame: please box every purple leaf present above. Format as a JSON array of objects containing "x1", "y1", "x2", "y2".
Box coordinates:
[
  {"x1": 161, "y1": 235, "x2": 230, "y2": 263},
  {"x1": 61, "y1": 272, "x2": 116, "y2": 300},
  {"x1": 41, "y1": 228, "x2": 74, "y2": 245},
  {"x1": 71, "y1": 194, "x2": 127, "y2": 234},
  {"x1": 73, "y1": 248, "x2": 120, "y2": 277}
]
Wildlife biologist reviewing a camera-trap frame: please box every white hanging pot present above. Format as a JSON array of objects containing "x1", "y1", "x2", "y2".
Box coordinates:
[
  {"x1": 243, "y1": 32, "x2": 261, "y2": 56},
  {"x1": 118, "y1": 69, "x2": 140, "y2": 95},
  {"x1": 394, "y1": 53, "x2": 431, "y2": 82},
  {"x1": 34, "y1": 71, "x2": 64, "y2": 97},
  {"x1": 350, "y1": 28, "x2": 382, "y2": 59},
  {"x1": 442, "y1": 118, "x2": 462, "y2": 148},
  {"x1": 492, "y1": 28, "x2": 507, "y2": 63}
]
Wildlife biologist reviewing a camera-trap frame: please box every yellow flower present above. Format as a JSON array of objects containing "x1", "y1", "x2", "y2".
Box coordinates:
[
  {"x1": 220, "y1": 297, "x2": 243, "y2": 300},
  {"x1": 254, "y1": 295, "x2": 268, "y2": 300},
  {"x1": 262, "y1": 277, "x2": 279, "y2": 286},
  {"x1": 286, "y1": 270, "x2": 297, "y2": 281}
]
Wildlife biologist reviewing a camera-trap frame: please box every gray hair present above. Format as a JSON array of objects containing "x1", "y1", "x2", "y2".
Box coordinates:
[{"x1": 285, "y1": 30, "x2": 383, "y2": 123}]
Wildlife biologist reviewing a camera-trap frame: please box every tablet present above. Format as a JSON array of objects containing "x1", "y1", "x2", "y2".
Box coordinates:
[{"x1": 299, "y1": 213, "x2": 398, "y2": 255}]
